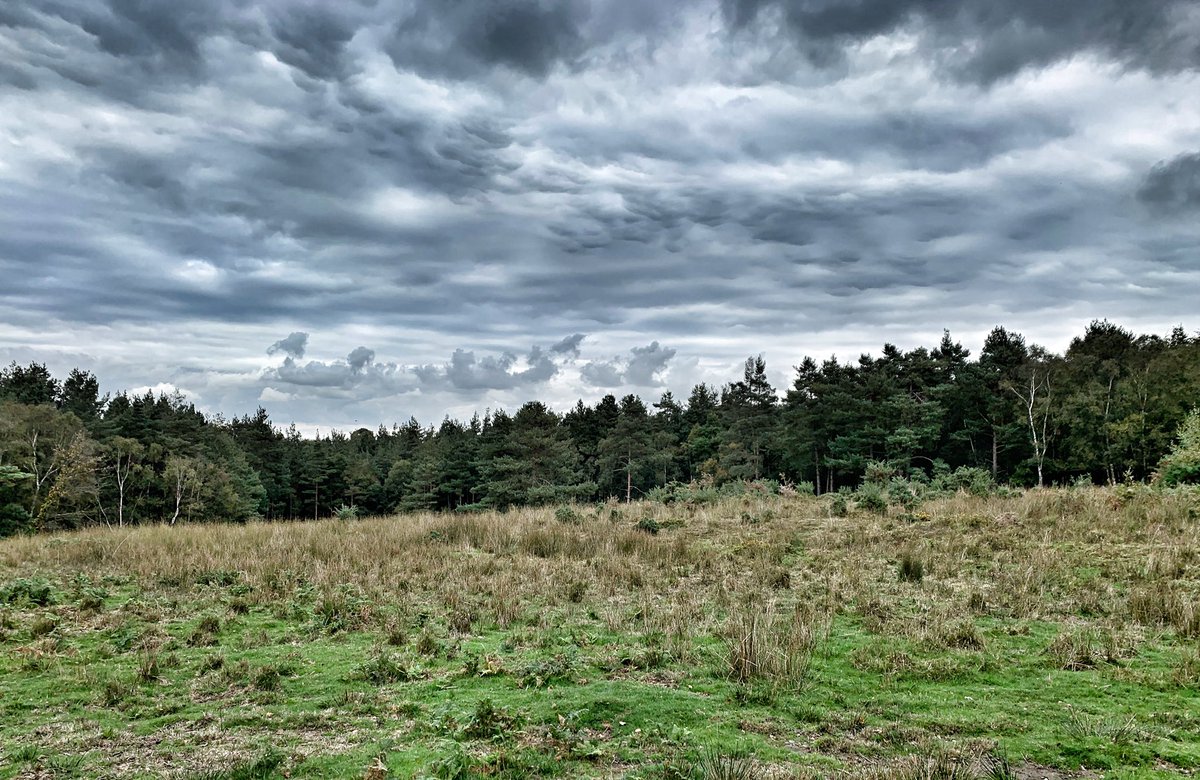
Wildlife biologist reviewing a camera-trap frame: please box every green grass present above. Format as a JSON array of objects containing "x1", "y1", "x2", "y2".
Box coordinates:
[{"x1": 2, "y1": 488, "x2": 1199, "y2": 777}]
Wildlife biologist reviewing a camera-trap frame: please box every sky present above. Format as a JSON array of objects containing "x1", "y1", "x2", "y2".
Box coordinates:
[{"x1": 2, "y1": 0, "x2": 1199, "y2": 432}]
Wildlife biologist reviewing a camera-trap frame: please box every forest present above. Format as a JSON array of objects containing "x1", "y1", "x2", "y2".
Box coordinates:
[{"x1": 1, "y1": 320, "x2": 1198, "y2": 535}]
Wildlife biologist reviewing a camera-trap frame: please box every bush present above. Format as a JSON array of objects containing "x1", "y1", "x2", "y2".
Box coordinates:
[
  {"x1": 1156, "y1": 409, "x2": 1200, "y2": 486},
  {"x1": 855, "y1": 484, "x2": 888, "y2": 514},
  {"x1": 635, "y1": 516, "x2": 661, "y2": 535},
  {"x1": 554, "y1": 505, "x2": 581, "y2": 525},
  {"x1": 334, "y1": 504, "x2": 359, "y2": 521},
  {"x1": 462, "y1": 698, "x2": 521, "y2": 740},
  {"x1": 924, "y1": 466, "x2": 997, "y2": 496}
]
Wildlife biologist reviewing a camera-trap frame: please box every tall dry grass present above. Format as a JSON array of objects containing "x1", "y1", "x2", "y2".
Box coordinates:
[{"x1": 2, "y1": 486, "x2": 1197, "y2": 645}]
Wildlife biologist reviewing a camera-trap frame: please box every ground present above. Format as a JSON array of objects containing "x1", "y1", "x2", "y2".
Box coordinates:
[{"x1": 1, "y1": 486, "x2": 1198, "y2": 779}]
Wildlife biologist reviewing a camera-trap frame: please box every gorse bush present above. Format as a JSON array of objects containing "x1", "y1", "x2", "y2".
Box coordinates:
[{"x1": 855, "y1": 484, "x2": 889, "y2": 514}]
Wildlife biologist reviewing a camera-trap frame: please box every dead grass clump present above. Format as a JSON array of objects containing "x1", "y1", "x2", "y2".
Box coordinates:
[
  {"x1": 723, "y1": 601, "x2": 827, "y2": 691},
  {"x1": 1045, "y1": 626, "x2": 1133, "y2": 670},
  {"x1": 1127, "y1": 581, "x2": 1200, "y2": 638}
]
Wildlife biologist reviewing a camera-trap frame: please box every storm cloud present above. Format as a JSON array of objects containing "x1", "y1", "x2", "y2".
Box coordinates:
[
  {"x1": 1, "y1": 0, "x2": 1198, "y2": 430},
  {"x1": 1138, "y1": 152, "x2": 1200, "y2": 213}
]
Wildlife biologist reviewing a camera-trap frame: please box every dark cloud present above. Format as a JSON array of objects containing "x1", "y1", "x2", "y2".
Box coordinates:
[
  {"x1": 386, "y1": 1, "x2": 585, "y2": 79},
  {"x1": 582, "y1": 342, "x2": 676, "y2": 387},
  {"x1": 1138, "y1": 152, "x2": 1200, "y2": 213},
  {"x1": 2, "y1": 0, "x2": 1198, "y2": 427},
  {"x1": 346, "y1": 346, "x2": 375, "y2": 373},
  {"x1": 268, "y1": 332, "x2": 309, "y2": 359},
  {"x1": 549, "y1": 333, "x2": 586, "y2": 356},
  {"x1": 723, "y1": 0, "x2": 1200, "y2": 84},
  {"x1": 383, "y1": 0, "x2": 694, "y2": 80}
]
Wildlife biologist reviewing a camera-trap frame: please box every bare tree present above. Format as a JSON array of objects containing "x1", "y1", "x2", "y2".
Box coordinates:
[{"x1": 1009, "y1": 368, "x2": 1053, "y2": 488}]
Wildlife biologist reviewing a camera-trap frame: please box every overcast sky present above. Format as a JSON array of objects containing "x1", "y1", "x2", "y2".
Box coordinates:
[{"x1": 2, "y1": 0, "x2": 1198, "y2": 432}]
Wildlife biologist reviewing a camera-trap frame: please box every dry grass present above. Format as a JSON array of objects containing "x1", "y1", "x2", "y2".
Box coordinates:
[{"x1": 2, "y1": 485, "x2": 1199, "y2": 777}]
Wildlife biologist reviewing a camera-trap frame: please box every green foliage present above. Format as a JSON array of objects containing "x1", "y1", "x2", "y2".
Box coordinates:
[
  {"x1": 855, "y1": 484, "x2": 888, "y2": 514},
  {"x1": 553, "y1": 505, "x2": 581, "y2": 525},
  {"x1": 930, "y1": 466, "x2": 996, "y2": 496},
  {"x1": 1156, "y1": 408, "x2": 1200, "y2": 486},
  {"x1": 1, "y1": 321, "x2": 1199, "y2": 528},
  {"x1": 1, "y1": 577, "x2": 56, "y2": 606},
  {"x1": 635, "y1": 516, "x2": 662, "y2": 535},
  {"x1": 462, "y1": 697, "x2": 521, "y2": 740}
]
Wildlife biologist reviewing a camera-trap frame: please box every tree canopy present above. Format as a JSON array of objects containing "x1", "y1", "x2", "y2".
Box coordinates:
[{"x1": 1, "y1": 320, "x2": 1197, "y2": 535}]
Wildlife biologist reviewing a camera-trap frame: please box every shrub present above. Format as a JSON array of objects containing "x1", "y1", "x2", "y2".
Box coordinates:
[
  {"x1": 30, "y1": 615, "x2": 57, "y2": 638},
  {"x1": 334, "y1": 504, "x2": 359, "y2": 521},
  {"x1": 1045, "y1": 627, "x2": 1128, "y2": 670},
  {"x1": 932, "y1": 466, "x2": 996, "y2": 496},
  {"x1": 188, "y1": 615, "x2": 222, "y2": 647},
  {"x1": 856, "y1": 484, "x2": 888, "y2": 515},
  {"x1": 554, "y1": 506, "x2": 582, "y2": 525},
  {"x1": 887, "y1": 477, "x2": 924, "y2": 511},
  {"x1": 863, "y1": 461, "x2": 899, "y2": 485},
  {"x1": 1156, "y1": 409, "x2": 1200, "y2": 486},
  {"x1": 692, "y1": 746, "x2": 759, "y2": 780},
  {"x1": 635, "y1": 516, "x2": 661, "y2": 535}
]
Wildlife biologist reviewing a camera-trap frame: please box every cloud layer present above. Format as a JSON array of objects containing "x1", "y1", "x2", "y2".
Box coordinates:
[{"x1": 2, "y1": 0, "x2": 1198, "y2": 429}]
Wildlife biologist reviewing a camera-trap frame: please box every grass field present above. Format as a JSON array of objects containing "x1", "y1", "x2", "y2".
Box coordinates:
[{"x1": 2, "y1": 486, "x2": 1199, "y2": 779}]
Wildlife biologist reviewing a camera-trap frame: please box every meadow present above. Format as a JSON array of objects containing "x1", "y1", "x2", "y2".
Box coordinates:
[{"x1": 1, "y1": 485, "x2": 1198, "y2": 779}]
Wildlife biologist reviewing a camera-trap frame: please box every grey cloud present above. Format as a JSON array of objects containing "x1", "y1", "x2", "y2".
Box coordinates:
[
  {"x1": 385, "y1": 1, "x2": 585, "y2": 80},
  {"x1": 1138, "y1": 152, "x2": 1200, "y2": 213},
  {"x1": 384, "y1": 0, "x2": 693, "y2": 81},
  {"x1": 581, "y1": 342, "x2": 676, "y2": 387},
  {"x1": 625, "y1": 342, "x2": 677, "y2": 385},
  {"x1": 410, "y1": 336, "x2": 583, "y2": 391},
  {"x1": 579, "y1": 360, "x2": 625, "y2": 387},
  {"x1": 416, "y1": 342, "x2": 564, "y2": 392},
  {"x1": 549, "y1": 333, "x2": 586, "y2": 356},
  {"x1": 268, "y1": 332, "x2": 309, "y2": 359},
  {"x1": 266, "y1": 349, "x2": 413, "y2": 399},
  {"x1": 724, "y1": 0, "x2": 1200, "y2": 84},
  {"x1": 263, "y1": 4, "x2": 360, "y2": 81},
  {"x1": 346, "y1": 346, "x2": 375, "y2": 372},
  {"x1": 3, "y1": 0, "x2": 1200, "y2": 430}
]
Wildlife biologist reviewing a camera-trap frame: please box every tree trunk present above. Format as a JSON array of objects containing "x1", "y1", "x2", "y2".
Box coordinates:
[
  {"x1": 991, "y1": 430, "x2": 998, "y2": 479},
  {"x1": 625, "y1": 447, "x2": 632, "y2": 503}
]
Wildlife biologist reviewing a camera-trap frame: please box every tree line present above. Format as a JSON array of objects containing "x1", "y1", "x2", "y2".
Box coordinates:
[{"x1": 1, "y1": 321, "x2": 1197, "y2": 535}]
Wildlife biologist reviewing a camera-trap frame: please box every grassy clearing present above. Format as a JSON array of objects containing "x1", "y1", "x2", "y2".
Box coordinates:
[{"x1": 1, "y1": 486, "x2": 1199, "y2": 778}]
